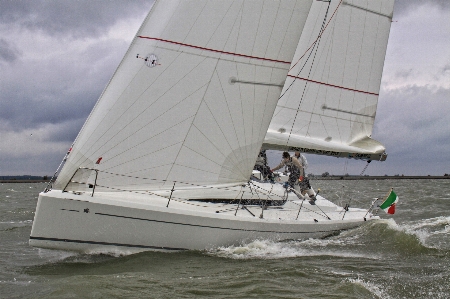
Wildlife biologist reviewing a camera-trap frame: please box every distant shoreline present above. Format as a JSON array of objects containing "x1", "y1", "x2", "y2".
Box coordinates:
[
  {"x1": 313, "y1": 175, "x2": 450, "y2": 180},
  {"x1": 1, "y1": 176, "x2": 449, "y2": 183},
  {"x1": 1, "y1": 180, "x2": 50, "y2": 183}
]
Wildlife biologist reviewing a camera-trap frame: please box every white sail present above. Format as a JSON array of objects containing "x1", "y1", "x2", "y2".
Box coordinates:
[
  {"x1": 264, "y1": 0, "x2": 394, "y2": 161},
  {"x1": 54, "y1": 0, "x2": 314, "y2": 191}
]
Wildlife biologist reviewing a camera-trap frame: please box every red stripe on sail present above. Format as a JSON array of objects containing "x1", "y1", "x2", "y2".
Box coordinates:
[
  {"x1": 137, "y1": 36, "x2": 291, "y2": 64},
  {"x1": 287, "y1": 75, "x2": 379, "y2": 96}
]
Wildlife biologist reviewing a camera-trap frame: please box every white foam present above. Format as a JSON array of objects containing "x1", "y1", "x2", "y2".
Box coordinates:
[
  {"x1": 85, "y1": 248, "x2": 137, "y2": 257},
  {"x1": 0, "y1": 278, "x2": 33, "y2": 286},
  {"x1": 0, "y1": 220, "x2": 33, "y2": 224},
  {"x1": 357, "y1": 216, "x2": 450, "y2": 250},
  {"x1": 346, "y1": 277, "x2": 390, "y2": 299},
  {"x1": 209, "y1": 239, "x2": 376, "y2": 260},
  {"x1": 37, "y1": 248, "x2": 79, "y2": 262},
  {"x1": 36, "y1": 243, "x2": 149, "y2": 261},
  {"x1": 404, "y1": 216, "x2": 450, "y2": 231},
  {"x1": 396, "y1": 216, "x2": 450, "y2": 247}
]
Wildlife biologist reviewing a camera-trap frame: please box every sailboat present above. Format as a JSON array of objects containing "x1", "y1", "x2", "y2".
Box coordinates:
[{"x1": 30, "y1": 0, "x2": 395, "y2": 253}]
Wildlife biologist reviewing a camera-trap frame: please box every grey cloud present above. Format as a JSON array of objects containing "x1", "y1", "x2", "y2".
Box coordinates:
[
  {"x1": 0, "y1": 38, "x2": 21, "y2": 63},
  {"x1": 0, "y1": 86, "x2": 96, "y2": 133},
  {"x1": 394, "y1": 0, "x2": 450, "y2": 16},
  {"x1": 0, "y1": 147, "x2": 65, "y2": 176},
  {"x1": 0, "y1": 0, "x2": 153, "y2": 39},
  {"x1": 0, "y1": 37, "x2": 127, "y2": 132},
  {"x1": 373, "y1": 85, "x2": 450, "y2": 173},
  {"x1": 440, "y1": 63, "x2": 450, "y2": 76},
  {"x1": 41, "y1": 118, "x2": 85, "y2": 143},
  {"x1": 393, "y1": 68, "x2": 415, "y2": 80}
]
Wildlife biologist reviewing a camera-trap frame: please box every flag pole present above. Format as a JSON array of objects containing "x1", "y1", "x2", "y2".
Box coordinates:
[
  {"x1": 363, "y1": 188, "x2": 393, "y2": 220},
  {"x1": 383, "y1": 188, "x2": 393, "y2": 200},
  {"x1": 363, "y1": 198, "x2": 378, "y2": 220}
]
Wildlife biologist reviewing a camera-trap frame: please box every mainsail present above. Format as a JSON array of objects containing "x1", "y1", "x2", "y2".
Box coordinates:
[
  {"x1": 264, "y1": 0, "x2": 395, "y2": 161},
  {"x1": 54, "y1": 0, "x2": 314, "y2": 191}
]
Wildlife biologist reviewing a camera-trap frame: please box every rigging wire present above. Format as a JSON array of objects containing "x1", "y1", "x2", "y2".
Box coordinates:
[
  {"x1": 281, "y1": 0, "x2": 333, "y2": 146},
  {"x1": 279, "y1": 0, "x2": 343, "y2": 103},
  {"x1": 360, "y1": 160, "x2": 372, "y2": 176},
  {"x1": 65, "y1": 167, "x2": 288, "y2": 202},
  {"x1": 44, "y1": 146, "x2": 73, "y2": 192}
]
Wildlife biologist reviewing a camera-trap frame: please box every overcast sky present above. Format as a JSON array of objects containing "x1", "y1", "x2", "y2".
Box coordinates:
[{"x1": 0, "y1": 0, "x2": 449, "y2": 177}]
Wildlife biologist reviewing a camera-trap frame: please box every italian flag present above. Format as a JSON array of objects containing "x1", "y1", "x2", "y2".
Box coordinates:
[{"x1": 379, "y1": 190, "x2": 398, "y2": 214}]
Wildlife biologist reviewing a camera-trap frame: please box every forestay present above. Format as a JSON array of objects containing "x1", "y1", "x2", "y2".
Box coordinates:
[
  {"x1": 264, "y1": 0, "x2": 395, "y2": 161},
  {"x1": 54, "y1": 0, "x2": 314, "y2": 191}
]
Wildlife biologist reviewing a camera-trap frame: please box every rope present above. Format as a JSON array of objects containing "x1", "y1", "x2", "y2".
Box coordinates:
[
  {"x1": 291, "y1": 200, "x2": 331, "y2": 220},
  {"x1": 360, "y1": 160, "x2": 372, "y2": 176}
]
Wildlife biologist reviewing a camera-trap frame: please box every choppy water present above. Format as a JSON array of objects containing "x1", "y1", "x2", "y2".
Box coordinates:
[{"x1": 1, "y1": 180, "x2": 449, "y2": 298}]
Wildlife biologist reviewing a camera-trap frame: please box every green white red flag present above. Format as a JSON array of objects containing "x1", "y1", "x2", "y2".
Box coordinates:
[{"x1": 379, "y1": 190, "x2": 398, "y2": 214}]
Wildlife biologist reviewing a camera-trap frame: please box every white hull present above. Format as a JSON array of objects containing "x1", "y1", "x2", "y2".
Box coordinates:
[{"x1": 30, "y1": 186, "x2": 376, "y2": 253}]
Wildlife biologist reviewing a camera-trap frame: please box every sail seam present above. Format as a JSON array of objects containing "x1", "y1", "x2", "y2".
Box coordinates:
[
  {"x1": 166, "y1": 60, "x2": 234, "y2": 183},
  {"x1": 287, "y1": 75, "x2": 378, "y2": 96},
  {"x1": 99, "y1": 58, "x2": 211, "y2": 173},
  {"x1": 137, "y1": 36, "x2": 291, "y2": 65},
  {"x1": 82, "y1": 52, "x2": 186, "y2": 163},
  {"x1": 192, "y1": 121, "x2": 247, "y2": 180},
  {"x1": 235, "y1": 4, "x2": 250, "y2": 175},
  {"x1": 201, "y1": 97, "x2": 248, "y2": 180},
  {"x1": 66, "y1": 49, "x2": 187, "y2": 169},
  {"x1": 179, "y1": 144, "x2": 235, "y2": 175},
  {"x1": 248, "y1": 2, "x2": 266, "y2": 173}
]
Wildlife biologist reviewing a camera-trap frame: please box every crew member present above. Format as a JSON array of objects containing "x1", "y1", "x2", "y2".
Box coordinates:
[
  {"x1": 294, "y1": 151, "x2": 315, "y2": 198},
  {"x1": 254, "y1": 149, "x2": 274, "y2": 182},
  {"x1": 271, "y1": 152, "x2": 302, "y2": 190},
  {"x1": 294, "y1": 151, "x2": 307, "y2": 177}
]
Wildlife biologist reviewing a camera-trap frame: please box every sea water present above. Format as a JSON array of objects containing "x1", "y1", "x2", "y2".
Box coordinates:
[{"x1": 1, "y1": 180, "x2": 449, "y2": 298}]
